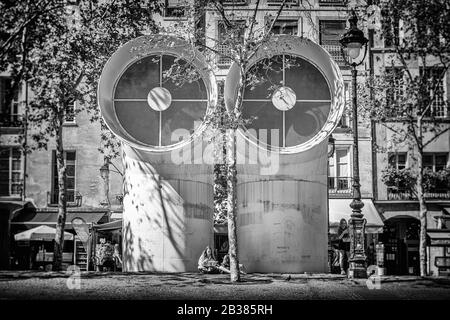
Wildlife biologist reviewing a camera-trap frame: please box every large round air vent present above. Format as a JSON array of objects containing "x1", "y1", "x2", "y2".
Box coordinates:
[
  {"x1": 225, "y1": 35, "x2": 345, "y2": 154},
  {"x1": 98, "y1": 35, "x2": 217, "y2": 152}
]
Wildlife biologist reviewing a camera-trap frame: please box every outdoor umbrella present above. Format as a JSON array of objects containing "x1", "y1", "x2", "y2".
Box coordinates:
[{"x1": 14, "y1": 225, "x2": 74, "y2": 242}]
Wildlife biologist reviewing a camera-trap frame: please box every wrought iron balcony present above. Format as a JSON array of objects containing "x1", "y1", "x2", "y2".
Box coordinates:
[
  {"x1": 0, "y1": 113, "x2": 24, "y2": 128},
  {"x1": 217, "y1": 44, "x2": 233, "y2": 68},
  {"x1": 47, "y1": 190, "x2": 83, "y2": 207},
  {"x1": 328, "y1": 176, "x2": 353, "y2": 196},
  {"x1": 387, "y1": 186, "x2": 450, "y2": 200},
  {"x1": 321, "y1": 44, "x2": 347, "y2": 67},
  {"x1": 319, "y1": 0, "x2": 347, "y2": 6},
  {"x1": 267, "y1": 0, "x2": 299, "y2": 5}
]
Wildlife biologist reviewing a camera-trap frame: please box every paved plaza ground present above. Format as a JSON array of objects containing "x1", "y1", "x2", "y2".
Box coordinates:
[{"x1": 0, "y1": 271, "x2": 449, "y2": 300}]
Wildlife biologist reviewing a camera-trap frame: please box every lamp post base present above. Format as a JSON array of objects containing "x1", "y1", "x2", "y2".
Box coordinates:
[{"x1": 348, "y1": 261, "x2": 367, "y2": 279}]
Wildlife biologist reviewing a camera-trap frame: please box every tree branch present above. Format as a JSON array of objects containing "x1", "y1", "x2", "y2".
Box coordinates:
[{"x1": 422, "y1": 126, "x2": 450, "y2": 148}]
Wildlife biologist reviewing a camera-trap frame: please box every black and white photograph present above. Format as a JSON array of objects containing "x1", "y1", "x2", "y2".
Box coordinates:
[{"x1": 0, "y1": 0, "x2": 449, "y2": 317}]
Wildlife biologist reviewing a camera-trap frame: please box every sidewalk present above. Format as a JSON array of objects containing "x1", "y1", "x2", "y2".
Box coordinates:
[
  {"x1": 0, "y1": 270, "x2": 449, "y2": 284},
  {"x1": 0, "y1": 270, "x2": 449, "y2": 300}
]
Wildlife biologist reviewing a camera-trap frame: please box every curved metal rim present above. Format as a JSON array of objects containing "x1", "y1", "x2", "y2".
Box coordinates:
[
  {"x1": 98, "y1": 35, "x2": 217, "y2": 153},
  {"x1": 227, "y1": 35, "x2": 345, "y2": 155}
]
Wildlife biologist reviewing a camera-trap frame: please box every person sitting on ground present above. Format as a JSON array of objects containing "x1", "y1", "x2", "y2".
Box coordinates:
[
  {"x1": 217, "y1": 254, "x2": 247, "y2": 275},
  {"x1": 198, "y1": 246, "x2": 219, "y2": 274}
]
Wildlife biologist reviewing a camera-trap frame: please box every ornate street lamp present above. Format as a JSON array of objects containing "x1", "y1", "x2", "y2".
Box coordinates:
[
  {"x1": 339, "y1": 9, "x2": 369, "y2": 279},
  {"x1": 328, "y1": 134, "x2": 336, "y2": 158}
]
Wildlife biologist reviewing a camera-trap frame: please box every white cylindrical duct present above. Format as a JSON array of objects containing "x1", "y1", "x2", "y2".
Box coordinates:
[
  {"x1": 98, "y1": 35, "x2": 217, "y2": 272},
  {"x1": 224, "y1": 35, "x2": 344, "y2": 273},
  {"x1": 121, "y1": 145, "x2": 213, "y2": 272}
]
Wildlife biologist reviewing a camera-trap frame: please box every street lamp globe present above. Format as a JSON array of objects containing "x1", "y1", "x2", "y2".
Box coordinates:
[
  {"x1": 339, "y1": 10, "x2": 369, "y2": 63},
  {"x1": 346, "y1": 43, "x2": 362, "y2": 60}
]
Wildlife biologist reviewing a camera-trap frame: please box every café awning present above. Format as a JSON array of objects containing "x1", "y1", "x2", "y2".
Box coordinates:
[
  {"x1": 427, "y1": 229, "x2": 450, "y2": 246},
  {"x1": 93, "y1": 219, "x2": 122, "y2": 231},
  {"x1": 11, "y1": 211, "x2": 107, "y2": 227},
  {"x1": 329, "y1": 198, "x2": 384, "y2": 234},
  {"x1": 14, "y1": 225, "x2": 73, "y2": 242}
]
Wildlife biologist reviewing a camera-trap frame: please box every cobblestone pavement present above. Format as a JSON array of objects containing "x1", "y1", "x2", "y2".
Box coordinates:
[{"x1": 0, "y1": 271, "x2": 449, "y2": 300}]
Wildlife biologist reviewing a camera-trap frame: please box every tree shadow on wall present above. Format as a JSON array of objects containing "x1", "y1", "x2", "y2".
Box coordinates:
[{"x1": 122, "y1": 149, "x2": 192, "y2": 272}]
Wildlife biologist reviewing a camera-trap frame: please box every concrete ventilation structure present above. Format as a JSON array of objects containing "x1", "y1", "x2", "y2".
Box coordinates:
[
  {"x1": 99, "y1": 34, "x2": 344, "y2": 272},
  {"x1": 225, "y1": 36, "x2": 345, "y2": 272},
  {"x1": 98, "y1": 35, "x2": 217, "y2": 271}
]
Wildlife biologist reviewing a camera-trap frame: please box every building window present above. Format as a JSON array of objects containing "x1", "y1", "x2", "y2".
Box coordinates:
[
  {"x1": 338, "y1": 82, "x2": 351, "y2": 128},
  {"x1": 217, "y1": 20, "x2": 245, "y2": 68},
  {"x1": 328, "y1": 147, "x2": 352, "y2": 194},
  {"x1": 388, "y1": 153, "x2": 407, "y2": 170},
  {"x1": 424, "y1": 153, "x2": 449, "y2": 197},
  {"x1": 163, "y1": 0, "x2": 186, "y2": 19},
  {"x1": 319, "y1": 20, "x2": 347, "y2": 67},
  {"x1": 0, "y1": 147, "x2": 22, "y2": 197},
  {"x1": 382, "y1": 8, "x2": 400, "y2": 47},
  {"x1": 0, "y1": 78, "x2": 20, "y2": 127},
  {"x1": 421, "y1": 67, "x2": 447, "y2": 118},
  {"x1": 64, "y1": 100, "x2": 76, "y2": 124},
  {"x1": 385, "y1": 67, "x2": 405, "y2": 113},
  {"x1": 51, "y1": 150, "x2": 76, "y2": 204},
  {"x1": 423, "y1": 153, "x2": 448, "y2": 172},
  {"x1": 271, "y1": 19, "x2": 299, "y2": 36}
]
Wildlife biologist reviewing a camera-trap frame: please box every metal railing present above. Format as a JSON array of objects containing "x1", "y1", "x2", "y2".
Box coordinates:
[
  {"x1": 222, "y1": 0, "x2": 249, "y2": 4},
  {"x1": 328, "y1": 177, "x2": 353, "y2": 195},
  {"x1": 0, "y1": 113, "x2": 24, "y2": 128},
  {"x1": 319, "y1": 0, "x2": 347, "y2": 6},
  {"x1": 321, "y1": 44, "x2": 346, "y2": 67},
  {"x1": 267, "y1": 0, "x2": 298, "y2": 5},
  {"x1": 387, "y1": 186, "x2": 450, "y2": 200},
  {"x1": 47, "y1": 190, "x2": 83, "y2": 206},
  {"x1": 217, "y1": 44, "x2": 233, "y2": 68}
]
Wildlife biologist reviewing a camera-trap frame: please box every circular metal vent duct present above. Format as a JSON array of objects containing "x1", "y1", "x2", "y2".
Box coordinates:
[
  {"x1": 98, "y1": 35, "x2": 217, "y2": 152},
  {"x1": 224, "y1": 35, "x2": 345, "y2": 154}
]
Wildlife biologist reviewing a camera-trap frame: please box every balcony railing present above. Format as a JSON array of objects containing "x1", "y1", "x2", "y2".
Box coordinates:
[
  {"x1": 0, "y1": 179, "x2": 23, "y2": 197},
  {"x1": 223, "y1": 0, "x2": 249, "y2": 5},
  {"x1": 328, "y1": 177, "x2": 353, "y2": 196},
  {"x1": 47, "y1": 190, "x2": 83, "y2": 206},
  {"x1": 0, "y1": 113, "x2": 24, "y2": 128},
  {"x1": 321, "y1": 44, "x2": 346, "y2": 67},
  {"x1": 217, "y1": 44, "x2": 233, "y2": 68},
  {"x1": 267, "y1": 0, "x2": 298, "y2": 5},
  {"x1": 387, "y1": 187, "x2": 450, "y2": 200},
  {"x1": 319, "y1": 0, "x2": 347, "y2": 6}
]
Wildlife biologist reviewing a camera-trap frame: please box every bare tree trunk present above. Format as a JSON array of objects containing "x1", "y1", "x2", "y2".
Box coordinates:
[
  {"x1": 213, "y1": 94, "x2": 228, "y2": 225},
  {"x1": 226, "y1": 128, "x2": 240, "y2": 282},
  {"x1": 416, "y1": 147, "x2": 428, "y2": 277},
  {"x1": 53, "y1": 115, "x2": 67, "y2": 271}
]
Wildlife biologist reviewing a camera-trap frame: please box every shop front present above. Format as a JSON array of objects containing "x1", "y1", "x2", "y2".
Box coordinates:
[
  {"x1": 379, "y1": 216, "x2": 420, "y2": 275},
  {"x1": 375, "y1": 202, "x2": 450, "y2": 276},
  {"x1": 10, "y1": 209, "x2": 109, "y2": 270},
  {"x1": 427, "y1": 229, "x2": 450, "y2": 276},
  {"x1": 328, "y1": 198, "x2": 384, "y2": 274}
]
